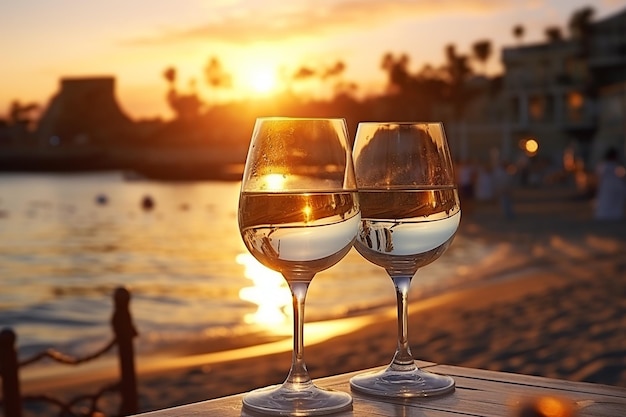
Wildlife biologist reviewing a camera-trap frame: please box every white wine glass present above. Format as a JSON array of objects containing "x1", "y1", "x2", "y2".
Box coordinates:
[
  {"x1": 349, "y1": 122, "x2": 460, "y2": 398},
  {"x1": 238, "y1": 117, "x2": 360, "y2": 415}
]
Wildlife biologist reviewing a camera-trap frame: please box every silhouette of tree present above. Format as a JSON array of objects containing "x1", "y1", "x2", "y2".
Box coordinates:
[
  {"x1": 293, "y1": 66, "x2": 317, "y2": 80},
  {"x1": 333, "y1": 81, "x2": 358, "y2": 98},
  {"x1": 414, "y1": 64, "x2": 447, "y2": 103},
  {"x1": 471, "y1": 39, "x2": 492, "y2": 74},
  {"x1": 163, "y1": 66, "x2": 203, "y2": 120},
  {"x1": 321, "y1": 61, "x2": 352, "y2": 98},
  {"x1": 445, "y1": 45, "x2": 472, "y2": 85},
  {"x1": 377, "y1": 52, "x2": 451, "y2": 121},
  {"x1": 289, "y1": 65, "x2": 320, "y2": 99},
  {"x1": 513, "y1": 24, "x2": 525, "y2": 44},
  {"x1": 287, "y1": 62, "x2": 348, "y2": 100},
  {"x1": 568, "y1": 6, "x2": 595, "y2": 58},
  {"x1": 163, "y1": 67, "x2": 176, "y2": 85},
  {"x1": 204, "y1": 56, "x2": 233, "y2": 103},
  {"x1": 545, "y1": 26, "x2": 563, "y2": 42},
  {"x1": 321, "y1": 61, "x2": 346, "y2": 79},
  {"x1": 381, "y1": 52, "x2": 412, "y2": 94},
  {"x1": 568, "y1": 6, "x2": 595, "y2": 39},
  {"x1": 9, "y1": 100, "x2": 39, "y2": 127},
  {"x1": 444, "y1": 44, "x2": 473, "y2": 120}
]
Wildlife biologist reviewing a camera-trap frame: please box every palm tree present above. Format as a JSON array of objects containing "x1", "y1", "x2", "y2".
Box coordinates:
[
  {"x1": 163, "y1": 66, "x2": 203, "y2": 120},
  {"x1": 204, "y1": 57, "x2": 233, "y2": 90},
  {"x1": 545, "y1": 26, "x2": 563, "y2": 42},
  {"x1": 163, "y1": 67, "x2": 176, "y2": 86},
  {"x1": 163, "y1": 66, "x2": 179, "y2": 114},
  {"x1": 568, "y1": 6, "x2": 595, "y2": 58},
  {"x1": 444, "y1": 44, "x2": 473, "y2": 120},
  {"x1": 513, "y1": 24, "x2": 525, "y2": 45},
  {"x1": 380, "y1": 52, "x2": 412, "y2": 94},
  {"x1": 445, "y1": 44, "x2": 472, "y2": 85},
  {"x1": 321, "y1": 61, "x2": 350, "y2": 98},
  {"x1": 321, "y1": 61, "x2": 346, "y2": 79},
  {"x1": 568, "y1": 6, "x2": 595, "y2": 39},
  {"x1": 8, "y1": 100, "x2": 39, "y2": 128},
  {"x1": 292, "y1": 66, "x2": 316, "y2": 81},
  {"x1": 472, "y1": 39, "x2": 492, "y2": 74}
]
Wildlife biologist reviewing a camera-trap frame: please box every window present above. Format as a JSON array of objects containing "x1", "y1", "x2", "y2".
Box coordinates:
[
  {"x1": 567, "y1": 91, "x2": 585, "y2": 122},
  {"x1": 529, "y1": 95, "x2": 546, "y2": 121}
]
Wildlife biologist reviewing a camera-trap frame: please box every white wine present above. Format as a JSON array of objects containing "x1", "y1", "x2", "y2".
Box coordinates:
[
  {"x1": 239, "y1": 192, "x2": 360, "y2": 281},
  {"x1": 355, "y1": 187, "x2": 460, "y2": 276}
]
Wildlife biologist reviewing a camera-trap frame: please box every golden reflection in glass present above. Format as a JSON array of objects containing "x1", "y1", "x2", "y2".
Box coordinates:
[
  {"x1": 303, "y1": 203, "x2": 312, "y2": 223},
  {"x1": 236, "y1": 253, "x2": 291, "y2": 327},
  {"x1": 264, "y1": 173, "x2": 286, "y2": 191}
]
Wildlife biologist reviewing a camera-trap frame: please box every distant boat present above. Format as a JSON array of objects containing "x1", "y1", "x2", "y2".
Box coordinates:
[
  {"x1": 0, "y1": 147, "x2": 108, "y2": 173},
  {"x1": 123, "y1": 162, "x2": 244, "y2": 182}
]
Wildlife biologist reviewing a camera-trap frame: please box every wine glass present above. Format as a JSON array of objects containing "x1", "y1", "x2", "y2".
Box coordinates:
[
  {"x1": 349, "y1": 122, "x2": 460, "y2": 398},
  {"x1": 238, "y1": 117, "x2": 360, "y2": 415}
]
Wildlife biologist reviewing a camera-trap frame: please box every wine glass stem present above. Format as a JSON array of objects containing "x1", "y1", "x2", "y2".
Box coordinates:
[
  {"x1": 285, "y1": 280, "x2": 312, "y2": 387},
  {"x1": 390, "y1": 274, "x2": 417, "y2": 371}
]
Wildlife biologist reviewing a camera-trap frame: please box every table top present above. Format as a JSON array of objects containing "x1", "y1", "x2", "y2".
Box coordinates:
[{"x1": 131, "y1": 362, "x2": 626, "y2": 416}]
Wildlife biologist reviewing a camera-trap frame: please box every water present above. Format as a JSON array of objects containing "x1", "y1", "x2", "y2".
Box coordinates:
[{"x1": 0, "y1": 172, "x2": 493, "y2": 361}]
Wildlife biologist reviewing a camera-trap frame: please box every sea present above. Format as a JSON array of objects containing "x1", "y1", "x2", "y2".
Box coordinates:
[{"x1": 0, "y1": 172, "x2": 494, "y2": 361}]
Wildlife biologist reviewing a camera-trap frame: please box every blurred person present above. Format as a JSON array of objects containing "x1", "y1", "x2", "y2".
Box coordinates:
[
  {"x1": 457, "y1": 158, "x2": 476, "y2": 197},
  {"x1": 475, "y1": 163, "x2": 494, "y2": 202},
  {"x1": 493, "y1": 161, "x2": 515, "y2": 220},
  {"x1": 593, "y1": 147, "x2": 626, "y2": 221},
  {"x1": 516, "y1": 152, "x2": 530, "y2": 186},
  {"x1": 456, "y1": 158, "x2": 477, "y2": 215}
]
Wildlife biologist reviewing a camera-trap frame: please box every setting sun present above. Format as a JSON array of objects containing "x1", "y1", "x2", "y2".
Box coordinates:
[{"x1": 247, "y1": 68, "x2": 278, "y2": 95}]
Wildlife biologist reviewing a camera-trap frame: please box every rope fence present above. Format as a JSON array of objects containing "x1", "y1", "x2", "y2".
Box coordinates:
[{"x1": 0, "y1": 287, "x2": 138, "y2": 417}]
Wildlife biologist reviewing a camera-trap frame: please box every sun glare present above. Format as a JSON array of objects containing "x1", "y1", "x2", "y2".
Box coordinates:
[
  {"x1": 236, "y1": 253, "x2": 291, "y2": 328},
  {"x1": 264, "y1": 173, "x2": 287, "y2": 191},
  {"x1": 234, "y1": 60, "x2": 279, "y2": 96},
  {"x1": 248, "y1": 68, "x2": 278, "y2": 95}
]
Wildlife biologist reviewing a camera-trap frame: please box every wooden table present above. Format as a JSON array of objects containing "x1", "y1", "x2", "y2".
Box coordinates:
[{"x1": 131, "y1": 362, "x2": 626, "y2": 416}]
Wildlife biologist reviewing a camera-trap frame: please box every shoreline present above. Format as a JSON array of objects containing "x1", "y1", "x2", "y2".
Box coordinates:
[
  {"x1": 19, "y1": 258, "x2": 584, "y2": 393},
  {"x1": 16, "y1": 184, "x2": 626, "y2": 415}
]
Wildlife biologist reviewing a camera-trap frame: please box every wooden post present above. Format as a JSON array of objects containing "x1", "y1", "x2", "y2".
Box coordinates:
[
  {"x1": 111, "y1": 287, "x2": 139, "y2": 416},
  {"x1": 0, "y1": 328, "x2": 23, "y2": 417}
]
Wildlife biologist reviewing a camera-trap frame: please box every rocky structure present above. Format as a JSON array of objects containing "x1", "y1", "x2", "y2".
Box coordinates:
[{"x1": 35, "y1": 77, "x2": 137, "y2": 148}]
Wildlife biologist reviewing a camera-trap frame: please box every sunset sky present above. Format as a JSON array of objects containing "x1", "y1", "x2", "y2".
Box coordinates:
[{"x1": 1, "y1": 0, "x2": 624, "y2": 120}]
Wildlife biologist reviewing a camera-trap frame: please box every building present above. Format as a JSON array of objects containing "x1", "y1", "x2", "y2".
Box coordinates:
[
  {"x1": 36, "y1": 77, "x2": 137, "y2": 148},
  {"x1": 500, "y1": 7, "x2": 626, "y2": 167}
]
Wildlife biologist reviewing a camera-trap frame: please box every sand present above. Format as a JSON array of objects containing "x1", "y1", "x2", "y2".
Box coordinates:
[{"x1": 15, "y1": 184, "x2": 626, "y2": 416}]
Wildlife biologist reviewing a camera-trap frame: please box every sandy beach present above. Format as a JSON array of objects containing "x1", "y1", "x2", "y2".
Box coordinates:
[{"x1": 16, "y1": 183, "x2": 626, "y2": 416}]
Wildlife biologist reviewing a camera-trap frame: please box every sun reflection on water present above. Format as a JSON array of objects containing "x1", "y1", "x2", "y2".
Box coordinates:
[{"x1": 236, "y1": 253, "x2": 292, "y2": 327}]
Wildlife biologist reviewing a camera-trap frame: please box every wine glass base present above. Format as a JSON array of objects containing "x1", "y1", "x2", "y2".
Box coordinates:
[
  {"x1": 242, "y1": 383, "x2": 353, "y2": 416},
  {"x1": 349, "y1": 366, "x2": 455, "y2": 398}
]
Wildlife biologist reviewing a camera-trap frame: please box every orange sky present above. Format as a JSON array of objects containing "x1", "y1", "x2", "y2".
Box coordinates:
[{"x1": 1, "y1": 0, "x2": 624, "y2": 120}]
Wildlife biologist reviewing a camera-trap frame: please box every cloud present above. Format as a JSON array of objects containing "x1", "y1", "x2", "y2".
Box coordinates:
[{"x1": 122, "y1": 0, "x2": 516, "y2": 46}]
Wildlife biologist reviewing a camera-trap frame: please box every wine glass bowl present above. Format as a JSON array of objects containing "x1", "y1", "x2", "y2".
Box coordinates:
[
  {"x1": 349, "y1": 122, "x2": 460, "y2": 398},
  {"x1": 238, "y1": 117, "x2": 360, "y2": 415}
]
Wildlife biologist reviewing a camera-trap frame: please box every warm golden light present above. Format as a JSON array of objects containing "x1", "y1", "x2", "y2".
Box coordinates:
[
  {"x1": 248, "y1": 68, "x2": 278, "y2": 95},
  {"x1": 523, "y1": 138, "x2": 539, "y2": 156},
  {"x1": 568, "y1": 91, "x2": 584, "y2": 109},
  {"x1": 236, "y1": 253, "x2": 291, "y2": 327},
  {"x1": 264, "y1": 174, "x2": 287, "y2": 191},
  {"x1": 303, "y1": 204, "x2": 312, "y2": 222},
  {"x1": 536, "y1": 396, "x2": 572, "y2": 417},
  {"x1": 525, "y1": 139, "x2": 538, "y2": 153},
  {"x1": 563, "y1": 147, "x2": 576, "y2": 171}
]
